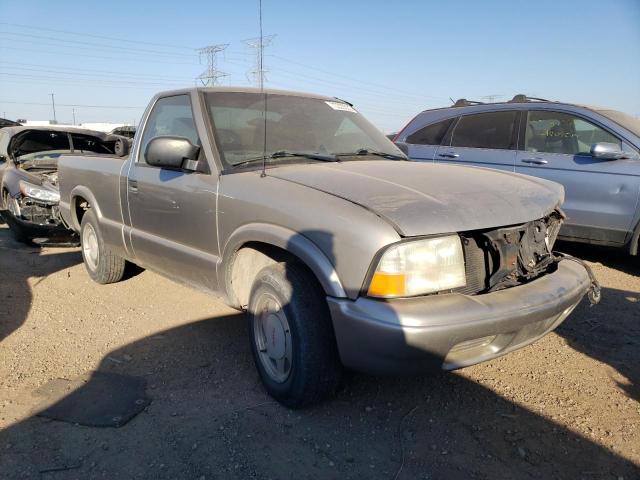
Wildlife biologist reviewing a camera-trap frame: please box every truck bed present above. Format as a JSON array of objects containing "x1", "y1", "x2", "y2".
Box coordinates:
[{"x1": 57, "y1": 153, "x2": 129, "y2": 256}]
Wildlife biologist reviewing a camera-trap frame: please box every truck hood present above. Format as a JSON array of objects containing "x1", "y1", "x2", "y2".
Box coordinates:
[{"x1": 268, "y1": 161, "x2": 564, "y2": 236}]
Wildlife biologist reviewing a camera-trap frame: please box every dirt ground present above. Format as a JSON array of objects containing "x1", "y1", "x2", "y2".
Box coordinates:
[{"x1": 0, "y1": 222, "x2": 638, "y2": 479}]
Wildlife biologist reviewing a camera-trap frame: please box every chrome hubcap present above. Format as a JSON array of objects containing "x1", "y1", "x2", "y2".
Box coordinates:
[
  {"x1": 82, "y1": 223, "x2": 99, "y2": 271},
  {"x1": 253, "y1": 293, "x2": 292, "y2": 383}
]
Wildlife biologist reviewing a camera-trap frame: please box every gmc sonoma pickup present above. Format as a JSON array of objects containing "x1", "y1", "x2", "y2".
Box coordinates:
[{"x1": 58, "y1": 87, "x2": 598, "y2": 407}]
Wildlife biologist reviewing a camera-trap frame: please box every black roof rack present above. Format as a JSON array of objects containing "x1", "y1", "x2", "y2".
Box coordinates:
[
  {"x1": 508, "y1": 94, "x2": 551, "y2": 103},
  {"x1": 452, "y1": 98, "x2": 485, "y2": 107}
]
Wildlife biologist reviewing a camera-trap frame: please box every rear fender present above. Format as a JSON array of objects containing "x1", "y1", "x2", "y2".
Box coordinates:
[{"x1": 65, "y1": 186, "x2": 103, "y2": 232}]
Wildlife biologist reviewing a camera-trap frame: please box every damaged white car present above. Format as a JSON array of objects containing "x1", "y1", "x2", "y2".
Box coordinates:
[{"x1": 0, "y1": 126, "x2": 128, "y2": 244}]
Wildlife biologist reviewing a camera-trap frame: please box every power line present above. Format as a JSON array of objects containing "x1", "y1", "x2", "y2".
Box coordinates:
[
  {"x1": 0, "y1": 78, "x2": 183, "y2": 91},
  {"x1": 0, "y1": 22, "x2": 194, "y2": 50},
  {"x1": 0, "y1": 33, "x2": 195, "y2": 59},
  {"x1": 262, "y1": 67, "x2": 437, "y2": 106},
  {"x1": 0, "y1": 44, "x2": 200, "y2": 65},
  {"x1": 268, "y1": 54, "x2": 448, "y2": 102},
  {"x1": 0, "y1": 72, "x2": 189, "y2": 87},
  {"x1": 0, "y1": 100, "x2": 144, "y2": 109},
  {"x1": 0, "y1": 64, "x2": 195, "y2": 82}
]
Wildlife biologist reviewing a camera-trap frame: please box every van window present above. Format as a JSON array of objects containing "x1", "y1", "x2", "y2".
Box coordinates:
[
  {"x1": 525, "y1": 110, "x2": 621, "y2": 155},
  {"x1": 406, "y1": 118, "x2": 454, "y2": 145},
  {"x1": 450, "y1": 111, "x2": 517, "y2": 150}
]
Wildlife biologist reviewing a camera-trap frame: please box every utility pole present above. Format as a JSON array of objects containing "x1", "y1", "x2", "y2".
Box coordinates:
[
  {"x1": 196, "y1": 44, "x2": 229, "y2": 86},
  {"x1": 72, "y1": 108, "x2": 76, "y2": 126},
  {"x1": 49, "y1": 93, "x2": 57, "y2": 123}
]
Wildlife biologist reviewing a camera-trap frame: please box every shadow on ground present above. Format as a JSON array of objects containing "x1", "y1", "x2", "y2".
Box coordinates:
[
  {"x1": 1, "y1": 312, "x2": 638, "y2": 478},
  {"x1": 0, "y1": 226, "x2": 81, "y2": 341},
  {"x1": 0, "y1": 230, "x2": 638, "y2": 478},
  {"x1": 555, "y1": 241, "x2": 640, "y2": 402},
  {"x1": 556, "y1": 240, "x2": 640, "y2": 277}
]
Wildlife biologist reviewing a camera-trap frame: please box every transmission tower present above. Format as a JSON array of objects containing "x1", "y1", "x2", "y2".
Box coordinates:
[
  {"x1": 244, "y1": 34, "x2": 275, "y2": 88},
  {"x1": 196, "y1": 44, "x2": 229, "y2": 86},
  {"x1": 481, "y1": 94, "x2": 503, "y2": 103}
]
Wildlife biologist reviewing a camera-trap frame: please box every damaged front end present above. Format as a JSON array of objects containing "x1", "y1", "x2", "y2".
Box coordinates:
[
  {"x1": 480, "y1": 210, "x2": 564, "y2": 292},
  {"x1": 455, "y1": 209, "x2": 598, "y2": 303},
  {"x1": 1, "y1": 172, "x2": 77, "y2": 245}
]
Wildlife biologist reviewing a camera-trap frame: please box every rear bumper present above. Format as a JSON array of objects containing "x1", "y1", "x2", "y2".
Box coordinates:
[{"x1": 328, "y1": 259, "x2": 590, "y2": 375}]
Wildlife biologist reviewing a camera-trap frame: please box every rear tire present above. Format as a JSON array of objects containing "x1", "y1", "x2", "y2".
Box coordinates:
[
  {"x1": 248, "y1": 262, "x2": 342, "y2": 408},
  {"x1": 80, "y1": 208, "x2": 125, "y2": 284}
]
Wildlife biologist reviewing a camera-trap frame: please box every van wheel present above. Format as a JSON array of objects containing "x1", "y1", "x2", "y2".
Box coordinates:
[
  {"x1": 248, "y1": 262, "x2": 342, "y2": 408},
  {"x1": 80, "y1": 209, "x2": 125, "y2": 284}
]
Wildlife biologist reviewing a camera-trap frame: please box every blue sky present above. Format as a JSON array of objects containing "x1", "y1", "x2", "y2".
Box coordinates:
[{"x1": 0, "y1": 0, "x2": 638, "y2": 132}]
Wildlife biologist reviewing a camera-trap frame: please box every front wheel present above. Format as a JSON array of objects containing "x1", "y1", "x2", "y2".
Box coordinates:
[
  {"x1": 80, "y1": 209, "x2": 126, "y2": 284},
  {"x1": 248, "y1": 262, "x2": 342, "y2": 408}
]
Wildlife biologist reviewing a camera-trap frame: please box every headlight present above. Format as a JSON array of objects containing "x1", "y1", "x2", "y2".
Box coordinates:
[
  {"x1": 367, "y1": 235, "x2": 466, "y2": 298},
  {"x1": 19, "y1": 181, "x2": 60, "y2": 203}
]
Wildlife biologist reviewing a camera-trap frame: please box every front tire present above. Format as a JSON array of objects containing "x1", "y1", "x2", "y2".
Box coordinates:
[
  {"x1": 248, "y1": 262, "x2": 342, "y2": 408},
  {"x1": 80, "y1": 209, "x2": 125, "y2": 284}
]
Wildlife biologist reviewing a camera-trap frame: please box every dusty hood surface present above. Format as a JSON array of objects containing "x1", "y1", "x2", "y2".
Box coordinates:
[{"x1": 269, "y1": 161, "x2": 564, "y2": 236}]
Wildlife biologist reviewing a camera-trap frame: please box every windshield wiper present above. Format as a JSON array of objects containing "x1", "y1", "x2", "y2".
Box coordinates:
[
  {"x1": 232, "y1": 150, "x2": 338, "y2": 168},
  {"x1": 335, "y1": 148, "x2": 406, "y2": 160}
]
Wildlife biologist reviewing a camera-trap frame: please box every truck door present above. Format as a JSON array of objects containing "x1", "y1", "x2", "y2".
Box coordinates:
[{"x1": 126, "y1": 94, "x2": 220, "y2": 291}]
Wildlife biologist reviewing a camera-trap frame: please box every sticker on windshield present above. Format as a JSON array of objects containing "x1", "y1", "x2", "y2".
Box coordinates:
[{"x1": 325, "y1": 101, "x2": 357, "y2": 113}]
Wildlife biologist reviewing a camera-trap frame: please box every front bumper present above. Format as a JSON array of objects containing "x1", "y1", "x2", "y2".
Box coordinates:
[
  {"x1": 0, "y1": 209, "x2": 76, "y2": 244},
  {"x1": 328, "y1": 259, "x2": 590, "y2": 375}
]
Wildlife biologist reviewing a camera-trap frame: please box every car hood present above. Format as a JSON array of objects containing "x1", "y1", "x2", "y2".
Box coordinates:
[{"x1": 268, "y1": 161, "x2": 564, "y2": 236}]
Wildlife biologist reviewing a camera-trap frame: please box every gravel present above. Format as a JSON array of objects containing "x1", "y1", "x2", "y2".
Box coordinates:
[{"x1": 0, "y1": 224, "x2": 638, "y2": 479}]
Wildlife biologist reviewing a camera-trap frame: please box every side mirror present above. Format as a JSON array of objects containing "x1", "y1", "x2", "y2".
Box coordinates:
[
  {"x1": 145, "y1": 136, "x2": 201, "y2": 170},
  {"x1": 591, "y1": 142, "x2": 625, "y2": 160}
]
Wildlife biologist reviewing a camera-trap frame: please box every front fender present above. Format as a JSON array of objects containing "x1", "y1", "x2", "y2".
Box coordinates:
[
  {"x1": 1, "y1": 168, "x2": 28, "y2": 199},
  {"x1": 220, "y1": 223, "x2": 347, "y2": 299}
]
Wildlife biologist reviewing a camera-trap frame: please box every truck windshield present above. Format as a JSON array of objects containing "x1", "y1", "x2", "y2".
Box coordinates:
[{"x1": 204, "y1": 92, "x2": 405, "y2": 168}]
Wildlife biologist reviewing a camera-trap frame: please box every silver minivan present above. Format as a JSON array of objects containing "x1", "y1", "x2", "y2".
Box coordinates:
[{"x1": 394, "y1": 95, "x2": 640, "y2": 255}]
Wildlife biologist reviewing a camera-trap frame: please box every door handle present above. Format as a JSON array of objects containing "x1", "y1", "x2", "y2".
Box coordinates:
[
  {"x1": 128, "y1": 179, "x2": 138, "y2": 192},
  {"x1": 438, "y1": 152, "x2": 460, "y2": 159},
  {"x1": 521, "y1": 158, "x2": 548, "y2": 165}
]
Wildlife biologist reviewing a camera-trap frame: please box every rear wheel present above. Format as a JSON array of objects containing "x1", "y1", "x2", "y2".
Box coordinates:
[
  {"x1": 80, "y1": 208, "x2": 125, "y2": 284},
  {"x1": 248, "y1": 262, "x2": 342, "y2": 408}
]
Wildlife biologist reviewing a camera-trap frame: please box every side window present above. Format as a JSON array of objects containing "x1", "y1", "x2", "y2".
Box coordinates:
[
  {"x1": 525, "y1": 110, "x2": 620, "y2": 155},
  {"x1": 450, "y1": 111, "x2": 517, "y2": 150},
  {"x1": 139, "y1": 95, "x2": 200, "y2": 164},
  {"x1": 405, "y1": 118, "x2": 454, "y2": 145}
]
